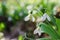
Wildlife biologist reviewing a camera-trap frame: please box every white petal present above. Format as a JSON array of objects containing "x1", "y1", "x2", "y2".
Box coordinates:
[
  {"x1": 38, "y1": 32, "x2": 41, "y2": 36},
  {"x1": 24, "y1": 14, "x2": 31, "y2": 21},
  {"x1": 34, "y1": 27, "x2": 42, "y2": 36},
  {"x1": 36, "y1": 13, "x2": 47, "y2": 22},
  {"x1": 31, "y1": 16, "x2": 35, "y2": 22},
  {"x1": 34, "y1": 27, "x2": 39, "y2": 34},
  {"x1": 46, "y1": 15, "x2": 51, "y2": 21},
  {"x1": 41, "y1": 16, "x2": 46, "y2": 21},
  {"x1": 41, "y1": 13, "x2": 47, "y2": 21},
  {"x1": 34, "y1": 29, "x2": 38, "y2": 34},
  {"x1": 24, "y1": 16, "x2": 30, "y2": 21}
]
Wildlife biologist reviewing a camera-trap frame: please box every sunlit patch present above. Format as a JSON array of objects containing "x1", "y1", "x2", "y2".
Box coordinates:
[{"x1": 0, "y1": 22, "x2": 5, "y2": 31}]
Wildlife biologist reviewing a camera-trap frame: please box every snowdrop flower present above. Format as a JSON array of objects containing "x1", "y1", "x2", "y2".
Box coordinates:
[
  {"x1": 34, "y1": 27, "x2": 44, "y2": 36},
  {"x1": 24, "y1": 13, "x2": 31, "y2": 21},
  {"x1": 36, "y1": 13, "x2": 51, "y2": 23},
  {"x1": 43, "y1": 13, "x2": 51, "y2": 21},
  {"x1": 46, "y1": 14, "x2": 51, "y2": 21},
  {"x1": 24, "y1": 13, "x2": 35, "y2": 22},
  {"x1": 31, "y1": 16, "x2": 35, "y2": 22}
]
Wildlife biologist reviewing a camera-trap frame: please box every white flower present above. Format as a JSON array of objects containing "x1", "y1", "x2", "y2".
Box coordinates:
[
  {"x1": 43, "y1": 13, "x2": 51, "y2": 21},
  {"x1": 34, "y1": 27, "x2": 44, "y2": 36},
  {"x1": 31, "y1": 16, "x2": 35, "y2": 22},
  {"x1": 36, "y1": 13, "x2": 51, "y2": 22},
  {"x1": 41, "y1": 13, "x2": 47, "y2": 21},
  {"x1": 24, "y1": 14, "x2": 31, "y2": 21},
  {"x1": 24, "y1": 13, "x2": 35, "y2": 22},
  {"x1": 46, "y1": 14, "x2": 51, "y2": 21}
]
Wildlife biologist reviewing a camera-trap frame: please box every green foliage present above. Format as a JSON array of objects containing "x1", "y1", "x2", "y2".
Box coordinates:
[
  {"x1": 0, "y1": 0, "x2": 60, "y2": 40},
  {"x1": 0, "y1": 22, "x2": 5, "y2": 32},
  {"x1": 39, "y1": 23, "x2": 60, "y2": 39},
  {"x1": 18, "y1": 35, "x2": 24, "y2": 40}
]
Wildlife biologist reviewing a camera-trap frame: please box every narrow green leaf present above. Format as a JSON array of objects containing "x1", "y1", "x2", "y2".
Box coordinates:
[
  {"x1": 39, "y1": 23, "x2": 60, "y2": 39},
  {"x1": 18, "y1": 35, "x2": 24, "y2": 40}
]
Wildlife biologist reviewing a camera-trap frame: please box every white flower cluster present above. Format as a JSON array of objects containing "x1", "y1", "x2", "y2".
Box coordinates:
[
  {"x1": 24, "y1": 13, "x2": 51, "y2": 36},
  {"x1": 24, "y1": 13, "x2": 51, "y2": 22},
  {"x1": 24, "y1": 6, "x2": 51, "y2": 36},
  {"x1": 34, "y1": 13, "x2": 51, "y2": 36}
]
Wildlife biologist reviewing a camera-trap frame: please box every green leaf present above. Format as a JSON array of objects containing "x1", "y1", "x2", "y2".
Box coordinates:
[
  {"x1": 2, "y1": 2, "x2": 7, "y2": 16},
  {"x1": 50, "y1": 14, "x2": 56, "y2": 26},
  {"x1": 18, "y1": 35, "x2": 24, "y2": 40},
  {"x1": 0, "y1": 22, "x2": 5, "y2": 31},
  {"x1": 56, "y1": 18, "x2": 60, "y2": 35},
  {"x1": 39, "y1": 23, "x2": 60, "y2": 39}
]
